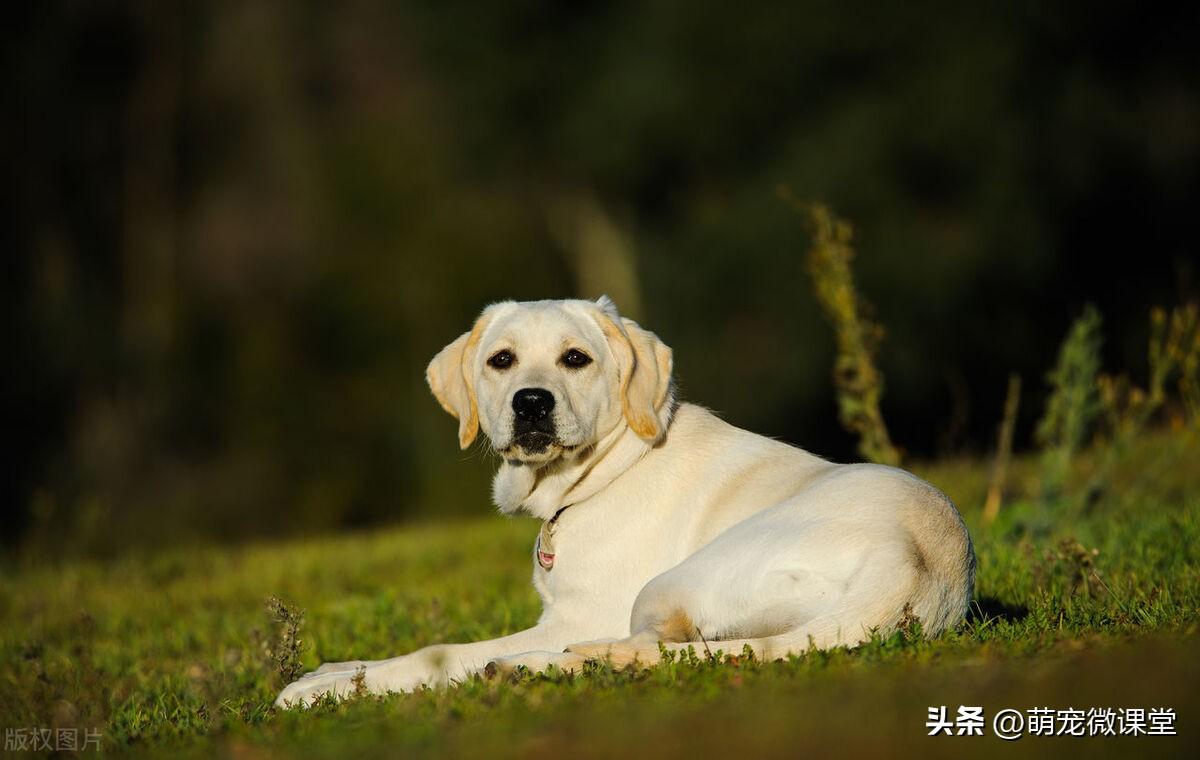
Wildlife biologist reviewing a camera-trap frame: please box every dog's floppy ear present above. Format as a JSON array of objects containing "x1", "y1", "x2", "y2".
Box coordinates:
[
  {"x1": 594, "y1": 296, "x2": 674, "y2": 443},
  {"x1": 427, "y1": 312, "x2": 492, "y2": 449}
]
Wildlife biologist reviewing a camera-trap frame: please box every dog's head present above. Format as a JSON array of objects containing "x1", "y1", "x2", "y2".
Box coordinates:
[{"x1": 427, "y1": 297, "x2": 674, "y2": 464}]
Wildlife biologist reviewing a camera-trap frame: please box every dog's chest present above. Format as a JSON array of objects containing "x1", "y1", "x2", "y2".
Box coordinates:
[{"x1": 530, "y1": 492, "x2": 693, "y2": 617}]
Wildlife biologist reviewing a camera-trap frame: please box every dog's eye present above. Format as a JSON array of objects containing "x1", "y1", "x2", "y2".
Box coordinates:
[
  {"x1": 487, "y1": 350, "x2": 515, "y2": 370},
  {"x1": 560, "y1": 349, "x2": 592, "y2": 368}
]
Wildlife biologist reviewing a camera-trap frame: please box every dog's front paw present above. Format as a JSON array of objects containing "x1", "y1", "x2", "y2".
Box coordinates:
[
  {"x1": 275, "y1": 657, "x2": 437, "y2": 707},
  {"x1": 274, "y1": 670, "x2": 363, "y2": 709}
]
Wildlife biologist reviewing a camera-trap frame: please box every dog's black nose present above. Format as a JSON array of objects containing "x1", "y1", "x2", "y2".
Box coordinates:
[{"x1": 512, "y1": 388, "x2": 555, "y2": 421}]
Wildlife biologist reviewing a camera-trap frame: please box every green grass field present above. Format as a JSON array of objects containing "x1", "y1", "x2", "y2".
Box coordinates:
[{"x1": 3, "y1": 431, "x2": 1199, "y2": 758}]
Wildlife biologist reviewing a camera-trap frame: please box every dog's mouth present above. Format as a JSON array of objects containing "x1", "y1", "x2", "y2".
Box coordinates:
[
  {"x1": 512, "y1": 430, "x2": 558, "y2": 454},
  {"x1": 498, "y1": 427, "x2": 583, "y2": 465}
]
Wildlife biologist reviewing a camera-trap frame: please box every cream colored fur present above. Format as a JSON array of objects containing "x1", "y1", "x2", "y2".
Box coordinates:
[{"x1": 276, "y1": 297, "x2": 975, "y2": 707}]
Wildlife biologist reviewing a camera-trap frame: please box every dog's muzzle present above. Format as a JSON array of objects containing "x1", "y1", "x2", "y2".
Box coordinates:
[{"x1": 511, "y1": 387, "x2": 558, "y2": 453}]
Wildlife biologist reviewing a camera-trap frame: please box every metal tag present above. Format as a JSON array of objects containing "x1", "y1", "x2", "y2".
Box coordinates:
[{"x1": 536, "y1": 520, "x2": 556, "y2": 570}]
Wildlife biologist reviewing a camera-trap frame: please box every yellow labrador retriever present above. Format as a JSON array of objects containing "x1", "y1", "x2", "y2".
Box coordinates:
[{"x1": 276, "y1": 297, "x2": 974, "y2": 706}]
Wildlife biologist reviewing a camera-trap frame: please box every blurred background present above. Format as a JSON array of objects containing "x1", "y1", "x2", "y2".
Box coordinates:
[{"x1": 5, "y1": 0, "x2": 1197, "y2": 557}]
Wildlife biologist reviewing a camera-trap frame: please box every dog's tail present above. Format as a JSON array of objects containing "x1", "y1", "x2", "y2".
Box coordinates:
[{"x1": 897, "y1": 478, "x2": 976, "y2": 635}]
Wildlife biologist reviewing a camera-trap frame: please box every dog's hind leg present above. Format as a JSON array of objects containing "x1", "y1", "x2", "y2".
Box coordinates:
[
  {"x1": 484, "y1": 649, "x2": 591, "y2": 679},
  {"x1": 567, "y1": 542, "x2": 927, "y2": 669},
  {"x1": 563, "y1": 615, "x2": 852, "y2": 669}
]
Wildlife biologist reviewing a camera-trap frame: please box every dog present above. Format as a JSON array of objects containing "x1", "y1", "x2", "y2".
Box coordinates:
[{"x1": 276, "y1": 296, "x2": 975, "y2": 707}]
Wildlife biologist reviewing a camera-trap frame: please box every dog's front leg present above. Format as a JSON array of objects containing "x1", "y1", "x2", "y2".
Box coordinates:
[{"x1": 273, "y1": 624, "x2": 580, "y2": 707}]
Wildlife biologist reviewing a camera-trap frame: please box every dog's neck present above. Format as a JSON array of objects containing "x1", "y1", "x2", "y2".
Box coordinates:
[{"x1": 491, "y1": 422, "x2": 653, "y2": 520}]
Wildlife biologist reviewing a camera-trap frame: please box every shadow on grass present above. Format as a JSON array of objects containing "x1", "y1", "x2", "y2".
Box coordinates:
[{"x1": 969, "y1": 596, "x2": 1030, "y2": 623}]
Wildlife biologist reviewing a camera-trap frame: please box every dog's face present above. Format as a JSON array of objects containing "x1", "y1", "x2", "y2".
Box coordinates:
[{"x1": 427, "y1": 297, "x2": 674, "y2": 465}]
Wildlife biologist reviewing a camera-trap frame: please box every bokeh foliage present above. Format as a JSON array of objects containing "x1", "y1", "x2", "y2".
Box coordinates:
[{"x1": 7, "y1": 0, "x2": 1198, "y2": 553}]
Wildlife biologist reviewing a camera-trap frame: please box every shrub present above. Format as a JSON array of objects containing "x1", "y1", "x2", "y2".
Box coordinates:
[{"x1": 1036, "y1": 305, "x2": 1103, "y2": 502}]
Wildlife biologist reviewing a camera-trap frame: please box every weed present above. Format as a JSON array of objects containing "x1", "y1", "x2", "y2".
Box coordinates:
[
  {"x1": 1096, "y1": 305, "x2": 1189, "y2": 441},
  {"x1": 1036, "y1": 305, "x2": 1103, "y2": 502},
  {"x1": 785, "y1": 193, "x2": 900, "y2": 466},
  {"x1": 265, "y1": 596, "x2": 306, "y2": 687},
  {"x1": 1159, "y1": 302, "x2": 1200, "y2": 424},
  {"x1": 1087, "y1": 303, "x2": 1199, "y2": 505},
  {"x1": 895, "y1": 603, "x2": 924, "y2": 644},
  {"x1": 983, "y1": 373, "x2": 1021, "y2": 524},
  {"x1": 1035, "y1": 538, "x2": 1102, "y2": 601}
]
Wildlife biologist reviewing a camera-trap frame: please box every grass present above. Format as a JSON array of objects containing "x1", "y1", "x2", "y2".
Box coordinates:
[{"x1": 2, "y1": 431, "x2": 1200, "y2": 758}]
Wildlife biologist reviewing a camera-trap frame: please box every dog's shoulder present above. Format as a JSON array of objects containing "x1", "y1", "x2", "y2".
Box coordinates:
[{"x1": 656, "y1": 403, "x2": 826, "y2": 470}]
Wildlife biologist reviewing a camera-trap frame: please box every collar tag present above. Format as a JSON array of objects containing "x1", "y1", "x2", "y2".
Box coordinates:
[
  {"x1": 536, "y1": 504, "x2": 571, "y2": 571},
  {"x1": 536, "y1": 521, "x2": 556, "y2": 570}
]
